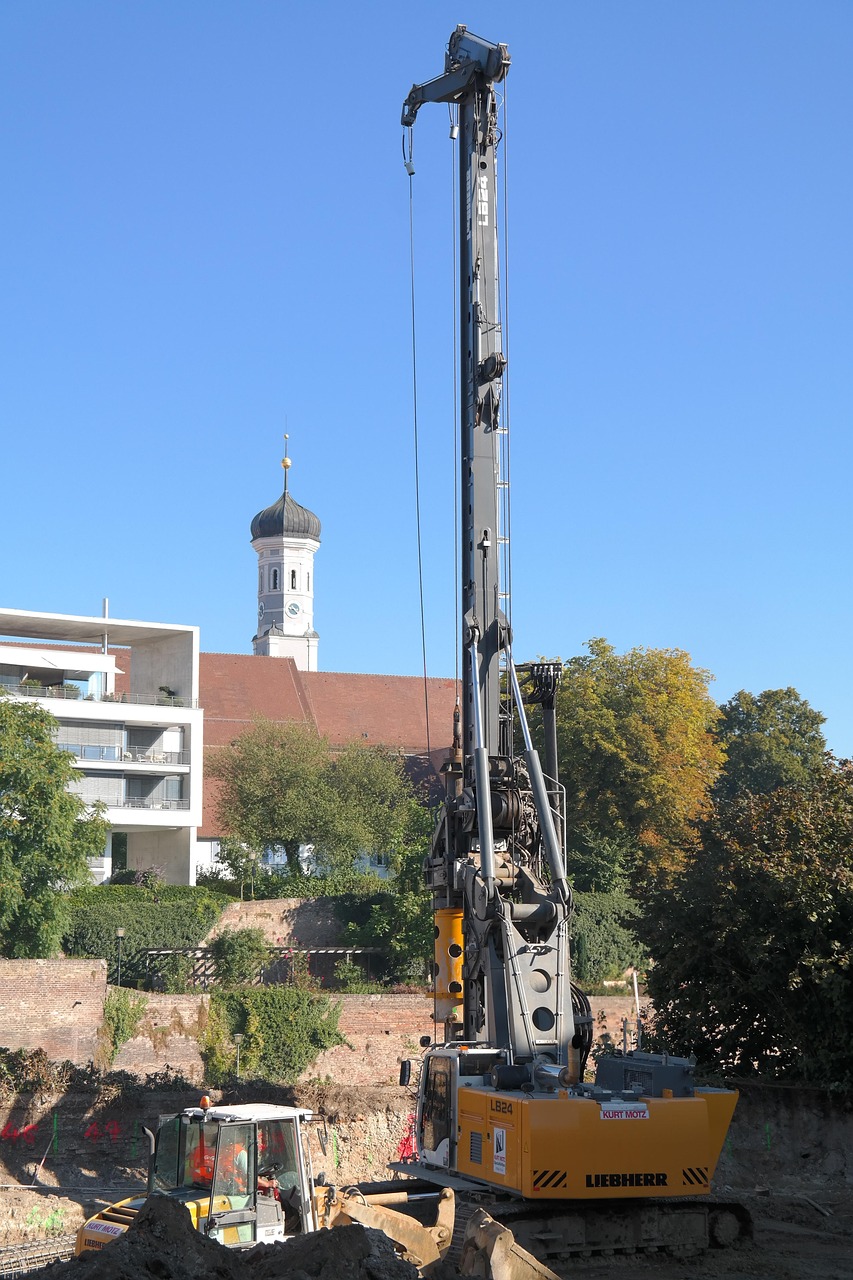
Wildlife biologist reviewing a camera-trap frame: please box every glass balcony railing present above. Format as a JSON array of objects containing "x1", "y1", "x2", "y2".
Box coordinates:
[
  {"x1": 121, "y1": 797, "x2": 190, "y2": 811},
  {"x1": 56, "y1": 744, "x2": 190, "y2": 766},
  {"x1": 5, "y1": 682, "x2": 197, "y2": 708}
]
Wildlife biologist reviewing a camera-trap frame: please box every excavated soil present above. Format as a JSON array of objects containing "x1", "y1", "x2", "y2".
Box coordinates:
[
  {"x1": 26, "y1": 1196, "x2": 422, "y2": 1280},
  {"x1": 1, "y1": 1080, "x2": 851, "y2": 1279}
]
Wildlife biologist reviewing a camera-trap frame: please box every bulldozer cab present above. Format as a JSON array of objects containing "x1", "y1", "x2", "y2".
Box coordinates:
[{"x1": 149, "y1": 1102, "x2": 315, "y2": 1245}]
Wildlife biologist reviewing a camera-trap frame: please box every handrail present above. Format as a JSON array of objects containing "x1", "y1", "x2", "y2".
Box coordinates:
[
  {"x1": 56, "y1": 744, "x2": 190, "y2": 766},
  {"x1": 5, "y1": 682, "x2": 197, "y2": 708},
  {"x1": 120, "y1": 798, "x2": 190, "y2": 810}
]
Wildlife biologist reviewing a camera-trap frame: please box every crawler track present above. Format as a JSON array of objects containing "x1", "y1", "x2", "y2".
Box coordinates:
[
  {"x1": 0, "y1": 1234, "x2": 76, "y2": 1278},
  {"x1": 495, "y1": 1196, "x2": 753, "y2": 1265}
]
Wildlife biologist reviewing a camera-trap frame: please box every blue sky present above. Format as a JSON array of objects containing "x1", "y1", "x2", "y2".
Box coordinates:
[{"x1": 2, "y1": 2, "x2": 852, "y2": 753}]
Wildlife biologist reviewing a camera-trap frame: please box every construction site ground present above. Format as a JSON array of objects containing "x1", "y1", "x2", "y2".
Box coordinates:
[{"x1": 0, "y1": 1079, "x2": 850, "y2": 1279}]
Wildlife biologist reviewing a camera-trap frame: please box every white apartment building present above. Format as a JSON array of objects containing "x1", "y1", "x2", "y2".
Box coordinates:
[{"x1": 0, "y1": 607, "x2": 203, "y2": 885}]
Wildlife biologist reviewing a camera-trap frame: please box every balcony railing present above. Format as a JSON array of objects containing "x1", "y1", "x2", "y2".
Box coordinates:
[
  {"x1": 121, "y1": 798, "x2": 190, "y2": 811},
  {"x1": 122, "y1": 748, "x2": 190, "y2": 765},
  {"x1": 5, "y1": 682, "x2": 197, "y2": 708},
  {"x1": 57, "y1": 743, "x2": 123, "y2": 762},
  {"x1": 57, "y1": 744, "x2": 190, "y2": 766}
]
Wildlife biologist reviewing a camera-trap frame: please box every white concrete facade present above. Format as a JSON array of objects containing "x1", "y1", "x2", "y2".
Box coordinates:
[
  {"x1": 252, "y1": 532, "x2": 320, "y2": 670},
  {"x1": 0, "y1": 607, "x2": 203, "y2": 886}
]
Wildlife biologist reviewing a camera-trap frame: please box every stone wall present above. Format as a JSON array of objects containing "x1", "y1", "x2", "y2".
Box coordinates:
[
  {"x1": 111, "y1": 993, "x2": 210, "y2": 1082},
  {"x1": 0, "y1": 957, "x2": 645, "y2": 1085},
  {"x1": 0, "y1": 959, "x2": 107, "y2": 1065},
  {"x1": 203, "y1": 899, "x2": 346, "y2": 948}
]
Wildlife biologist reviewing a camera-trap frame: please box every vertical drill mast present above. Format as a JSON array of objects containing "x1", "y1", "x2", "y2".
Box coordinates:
[{"x1": 404, "y1": 28, "x2": 575, "y2": 1067}]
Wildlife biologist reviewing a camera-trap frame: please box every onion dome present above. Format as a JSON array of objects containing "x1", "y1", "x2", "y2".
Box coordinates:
[{"x1": 250, "y1": 491, "x2": 321, "y2": 541}]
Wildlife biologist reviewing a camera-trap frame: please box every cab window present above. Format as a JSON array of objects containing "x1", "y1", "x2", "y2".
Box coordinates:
[{"x1": 421, "y1": 1056, "x2": 453, "y2": 1151}]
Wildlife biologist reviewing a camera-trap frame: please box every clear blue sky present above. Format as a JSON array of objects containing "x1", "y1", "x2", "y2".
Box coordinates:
[{"x1": 2, "y1": 2, "x2": 852, "y2": 753}]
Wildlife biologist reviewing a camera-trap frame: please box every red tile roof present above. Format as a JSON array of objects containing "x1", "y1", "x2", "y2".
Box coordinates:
[{"x1": 198, "y1": 653, "x2": 458, "y2": 837}]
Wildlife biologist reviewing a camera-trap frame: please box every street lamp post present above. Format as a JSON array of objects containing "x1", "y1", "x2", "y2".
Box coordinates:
[
  {"x1": 234, "y1": 1032, "x2": 244, "y2": 1080},
  {"x1": 115, "y1": 927, "x2": 125, "y2": 987}
]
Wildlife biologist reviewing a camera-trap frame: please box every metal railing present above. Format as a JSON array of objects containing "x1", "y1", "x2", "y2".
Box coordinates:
[
  {"x1": 121, "y1": 797, "x2": 190, "y2": 810},
  {"x1": 122, "y1": 748, "x2": 190, "y2": 765},
  {"x1": 56, "y1": 743, "x2": 123, "y2": 762},
  {"x1": 143, "y1": 945, "x2": 382, "y2": 989},
  {"x1": 5, "y1": 682, "x2": 197, "y2": 708},
  {"x1": 57, "y1": 744, "x2": 190, "y2": 766}
]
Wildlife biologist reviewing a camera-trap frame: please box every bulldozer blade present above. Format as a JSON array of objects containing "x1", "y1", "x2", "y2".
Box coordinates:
[{"x1": 460, "y1": 1209, "x2": 562, "y2": 1280}]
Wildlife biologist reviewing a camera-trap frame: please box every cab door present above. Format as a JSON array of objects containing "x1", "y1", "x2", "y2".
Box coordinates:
[
  {"x1": 208, "y1": 1123, "x2": 256, "y2": 1246},
  {"x1": 418, "y1": 1055, "x2": 457, "y2": 1170}
]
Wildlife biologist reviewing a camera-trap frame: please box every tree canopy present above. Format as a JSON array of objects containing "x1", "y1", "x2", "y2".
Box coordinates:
[
  {"x1": 640, "y1": 760, "x2": 853, "y2": 1087},
  {"x1": 0, "y1": 694, "x2": 108, "y2": 957},
  {"x1": 714, "y1": 687, "x2": 827, "y2": 802},
  {"x1": 538, "y1": 638, "x2": 724, "y2": 878},
  {"x1": 209, "y1": 718, "x2": 427, "y2": 876}
]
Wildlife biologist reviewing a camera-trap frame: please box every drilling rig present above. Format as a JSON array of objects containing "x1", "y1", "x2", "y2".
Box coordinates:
[{"x1": 397, "y1": 27, "x2": 746, "y2": 1261}]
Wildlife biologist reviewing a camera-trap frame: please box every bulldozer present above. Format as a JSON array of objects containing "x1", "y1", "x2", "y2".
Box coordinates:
[{"x1": 75, "y1": 1097, "x2": 455, "y2": 1272}]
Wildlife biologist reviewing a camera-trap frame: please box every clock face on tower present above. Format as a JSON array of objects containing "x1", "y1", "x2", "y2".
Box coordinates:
[
  {"x1": 286, "y1": 602, "x2": 300, "y2": 618},
  {"x1": 258, "y1": 602, "x2": 265, "y2": 620}
]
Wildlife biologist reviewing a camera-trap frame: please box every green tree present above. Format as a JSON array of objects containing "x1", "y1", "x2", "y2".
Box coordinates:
[
  {"x1": 541, "y1": 639, "x2": 724, "y2": 878},
  {"x1": 715, "y1": 687, "x2": 827, "y2": 801},
  {"x1": 209, "y1": 718, "x2": 427, "y2": 877},
  {"x1": 339, "y1": 804, "x2": 435, "y2": 984},
  {"x1": 0, "y1": 695, "x2": 108, "y2": 957},
  {"x1": 640, "y1": 761, "x2": 853, "y2": 1086},
  {"x1": 216, "y1": 837, "x2": 265, "y2": 900}
]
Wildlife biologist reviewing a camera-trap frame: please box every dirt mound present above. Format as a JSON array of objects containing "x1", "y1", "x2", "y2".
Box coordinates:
[{"x1": 29, "y1": 1195, "x2": 421, "y2": 1280}]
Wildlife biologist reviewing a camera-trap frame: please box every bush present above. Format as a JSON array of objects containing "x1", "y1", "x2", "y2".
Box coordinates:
[
  {"x1": 332, "y1": 959, "x2": 384, "y2": 993},
  {"x1": 62, "y1": 885, "x2": 228, "y2": 985},
  {"x1": 209, "y1": 928, "x2": 271, "y2": 986},
  {"x1": 201, "y1": 986, "x2": 344, "y2": 1085},
  {"x1": 570, "y1": 889, "x2": 645, "y2": 987}
]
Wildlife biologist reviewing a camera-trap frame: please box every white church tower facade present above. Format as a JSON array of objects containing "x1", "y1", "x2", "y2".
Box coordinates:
[{"x1": 251, "y1": 444, "x2": 321, "y2": 670}]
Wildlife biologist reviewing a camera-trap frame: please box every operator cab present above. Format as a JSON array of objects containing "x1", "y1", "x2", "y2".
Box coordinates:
[
  {"x1": 149, "y1": 1102, "x2": 316, "y2": 1245},
  {"x1": 417, "y1": 1047, "x2": 507, "y2": 1170}
]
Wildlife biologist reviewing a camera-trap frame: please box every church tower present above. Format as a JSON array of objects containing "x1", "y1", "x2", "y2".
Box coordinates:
[{"x1": 251, "y1": 440, "x2": 321, "y2": 669}]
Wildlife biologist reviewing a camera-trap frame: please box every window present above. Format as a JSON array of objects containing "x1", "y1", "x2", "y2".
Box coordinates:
[
  {"x1": 271, "y1": 568, "x2": 279, "y2": 590},
  {"x1": 307, "y1": 573, "x2": 310, "y2": 591},
  {"x1": 291, "y1": 570, "x2": 296, "y2": 589},
  {"x1": 421, "y1": 1056, "x2": 453, "y2": 1152}
]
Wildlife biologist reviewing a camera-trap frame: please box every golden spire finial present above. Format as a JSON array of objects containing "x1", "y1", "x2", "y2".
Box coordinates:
[{"x1": 281, "y1": 433, "x2": 291, "y2": 500}]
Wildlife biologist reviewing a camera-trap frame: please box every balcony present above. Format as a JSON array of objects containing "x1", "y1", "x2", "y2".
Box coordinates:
[
  {"x1": 5, "y1": 682, "x2": 197, "y2": 708},
  {"x1": 121, "y1": 798, "x2": 190, "y2": 811},
  {"x1": 56, "y1": 744, "x2": 190, "y2": 766}
]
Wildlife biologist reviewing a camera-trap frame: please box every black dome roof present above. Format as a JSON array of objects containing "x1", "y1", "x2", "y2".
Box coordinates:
[{"x1": 250, "y1": 492, "x2": 321, "y2": 541}]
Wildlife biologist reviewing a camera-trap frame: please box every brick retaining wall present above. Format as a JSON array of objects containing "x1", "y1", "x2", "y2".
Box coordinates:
[
  {"x1": 0, "y1": 959, "x2": 107, "y2": 1065},
  {"x1": 0, "y1": 957, "x2": 646, "y2": 1085}
]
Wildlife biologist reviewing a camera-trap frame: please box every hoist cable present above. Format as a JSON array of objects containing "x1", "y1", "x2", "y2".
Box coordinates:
[{"x1": 406, "y1": 146, "x2": 432, "y2": 766}]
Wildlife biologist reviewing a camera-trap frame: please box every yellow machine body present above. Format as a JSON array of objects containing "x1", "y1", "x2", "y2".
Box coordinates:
[{"x1": 453, "y1": 1086, "x2": 736, "y2": 1200}]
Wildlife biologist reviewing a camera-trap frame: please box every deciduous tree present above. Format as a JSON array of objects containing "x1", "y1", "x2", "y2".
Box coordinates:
[
  {"x1": 209, "y1": 718, "x2": 427, "y2": 877},
  {"x1": 714, "y1": 687, "x2": 827, "y2": 801},
  {"x1": 538, "y1": 639, "x2": 724, "y2": 878},
  {"x1": 640, "y1": 760, "x2": 853, "y2": 1086},
  {"x1": 0, "y1": 694, "x2": 108, "y2": 957}
]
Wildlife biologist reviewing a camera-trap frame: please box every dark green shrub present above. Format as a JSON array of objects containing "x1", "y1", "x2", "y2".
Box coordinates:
[
  {"x1": 209, "y1": 928, "x2": 271, "y2": 985},
  {"x1": 62, "y1": 885, "x2": 228, "y2": 984},
  {"x1": 201, "y1": 986, "x2": 344, "y2": 1085},
  {"x1": 570, "y1": 889, "x2": 645, "y2": 986}
]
